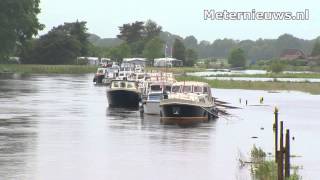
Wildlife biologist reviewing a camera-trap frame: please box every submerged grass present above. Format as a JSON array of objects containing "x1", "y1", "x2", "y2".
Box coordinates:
[
  {"x1": 250, "y1": 145, "x2": 301, "y2": 180},
  {"x1": 176, "y1": 75, "x2": 320, "y2": 95},
  {"x1": 207, "y1": 73, "x2": 320, "y2": 79},
  {"x1": 145, "y1": 66, "x2": 205, "y2": 74},
  {"x1": 0, "y1": 64, "x2": 97, "y2": 74}
]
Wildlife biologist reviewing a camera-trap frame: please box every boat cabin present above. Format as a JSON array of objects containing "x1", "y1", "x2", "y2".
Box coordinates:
[
  {"x1": 110, "y1": 80, "x2": 138, "y2": 90},
  {"x1": 170, "y1": 82, "x2": 212, "y2": 96}
]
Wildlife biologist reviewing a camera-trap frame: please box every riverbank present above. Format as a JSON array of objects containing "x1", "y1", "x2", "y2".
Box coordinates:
[
  {"x1": 0, "y1": 64, "x2": 97, "y2": 74},
  {"x1": 146, "y1": 67, "x2": 205, "y2": 73},
  {"x1": 176, "y1": 75, "x2": 320, "y2": 95},
  {"x1": 196, "y1": 72, "x2": 320, "y2": 79}
]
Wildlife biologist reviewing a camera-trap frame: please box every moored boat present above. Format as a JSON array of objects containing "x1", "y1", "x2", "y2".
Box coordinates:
[
  {"x1": 160, "y1": 81, "x2": 218, "y2": 126},
  {"x1": 106, "y1": 80, "x2": 141, "y2": 108}
]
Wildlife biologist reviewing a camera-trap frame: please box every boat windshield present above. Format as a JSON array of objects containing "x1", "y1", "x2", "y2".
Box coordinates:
[
  {"x1": 165, "y1": 85, "x2": 171, "y2": 92},
  {"x1": 126, "y1": 82, "x2": 136, "y2": 89},
  {"x1": 171, "y1": 85, "x2": 180, "y2": 93},
  {"x1": 193, "y1": 86, "x2": 203, "y2": 93},
  {"x1": 137, "y1": 74, "x2": 144, "y2": 79},
  {"x1": 120, "y1": 82, "x2": 126, "y2": 88},
  {"x1": 203, "y1": 86, "x2": 209, "y2": 94},
  {"x1": 148, "y1": 93, "x2": 162, "y2": 101},
  {"x1": 150, "y1": 85, "x2": 161, "y2": 91},
  {"x1": 182, "y1": 86, "x2": 192, "y2": 93},
  {"x1": 97, "y1": 69, "x2": 104, "y2": 74},
  {"x1": 111, "y1": 81, "x2": 120, "y2": 88}
]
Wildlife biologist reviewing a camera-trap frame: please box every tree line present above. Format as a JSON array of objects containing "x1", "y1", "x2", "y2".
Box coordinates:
[{"x1": 0, "y1": 0, "x2": 319, "y2": 66}]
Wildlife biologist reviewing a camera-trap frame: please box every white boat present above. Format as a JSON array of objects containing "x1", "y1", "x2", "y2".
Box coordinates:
[
  {"x1": 160, "y1": 81, "x2": 218, "y2": 125},
  {"x1": 143, "y1": 82, "x2": 172, "y2": 115},
  {"x1": 143, "y1": 91, "x2": 164, "y2": 115}
]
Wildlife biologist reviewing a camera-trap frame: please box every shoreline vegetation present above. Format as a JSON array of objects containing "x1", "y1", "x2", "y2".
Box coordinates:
[
  {"x1": 0, "y1": 64, "x2": 97, "y2": 74},
  {"x1": 176, "y1": 75, "x2": 320, "y2": 95}
]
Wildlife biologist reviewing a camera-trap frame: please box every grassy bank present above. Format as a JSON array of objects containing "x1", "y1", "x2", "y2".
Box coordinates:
[
  {"x1": 176, "y1": 76, "x2": 320, "y2": 94},
  {"x1": 145, "y1": 67, "x2": 205, "y2": 74},
  {"x1": 206, "y1": 73, "x2": 320, "y2": 79},
  {"x1": 0, "y1": 64, "x2": 97, "y2": 74}
]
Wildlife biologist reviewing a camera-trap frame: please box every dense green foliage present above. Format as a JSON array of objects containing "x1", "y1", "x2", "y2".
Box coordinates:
[
  {"x1": 269, "y1": 59, "x2": 285, "y2": 73},
  {"x1": 172, "y1": 39, "x2": 186, "y2": 61},
  {"x1": 143, "y1": 37, "x2": 164, "y2": 62},
  {"x1": 117, "y1": 20, "x2": 162, "y2": 56},
  {"x1": 311, "y1": 39, "x2": 320, "y2": 57},
  {"x1": 21, "y1": 21, "x2": 90, "y2": 64},
  {"x1": 109, "y1": 43, "x2": 131, "y2": 62},
  {"x1": 0, "y1": 0, "x2": 43, "y2": 62},
  {"x1": 185, "y1": 49, "x2": 198, "y2": 66},
  {"x1": 228, "y1": 48, "x2": 246, "y2": 68},
  {"x1": 92, "y1": 31, "x2": 319, "y2": 63}
]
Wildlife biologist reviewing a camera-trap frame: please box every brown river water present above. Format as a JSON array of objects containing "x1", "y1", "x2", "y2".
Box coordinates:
[{"x1": 0, "y1": 74, "x2": 319, "y2": 180}]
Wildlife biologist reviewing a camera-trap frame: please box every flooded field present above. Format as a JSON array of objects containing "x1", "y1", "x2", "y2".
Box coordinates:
[
  {"x1": 187, "y1": 70, "x2": 320, "y2": 82},
  {"x1": 0, "y1": 74, "x2": 319, "y2": 180}
]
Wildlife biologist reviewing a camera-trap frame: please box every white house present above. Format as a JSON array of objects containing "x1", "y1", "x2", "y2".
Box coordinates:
[
  {"x1": 153, "y1": 58, "x2": 183, "y2": 67},
  {"x1": 77, "y1": 57, "x2": 99, "y2": 65},
  {"x1": 123, "y1": 58, "x2": 147, "y2": 67}
]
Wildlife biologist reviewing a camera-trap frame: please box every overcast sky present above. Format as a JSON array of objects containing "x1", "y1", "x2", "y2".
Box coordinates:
[{"x1": 38, "y1": 0, "x2": 319, "y2": 41}]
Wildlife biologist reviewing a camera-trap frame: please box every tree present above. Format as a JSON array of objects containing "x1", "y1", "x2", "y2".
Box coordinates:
[
  {"x1": 172, "y1": 38, "x2": 186, "y2": 61},
  {"x1": 185, "y1": 49, "x2": 198, "y2": 66},
  {"x1": 109, "y1": 43, "x2": 131, "y2": 62},
  {"x1": 20, "y1": 21, "x2": 90, "y2": 64},
  {"x1": 21, "y1": 30, "x2": 81, "y2": 64},
  {"x1": 269, "y1": 59, "x2": 285, "y2": 73},
  {"x1": 0, "y1": 0, "x2": 44, "y2": 61},
  {"x1": 117, "y1": 21, "x2": 144, "y2": 44},
  {"x1": 228, "y1": 48, "x2": 246, "y2": 68},
  {"x1": 311, "y1": 39, "x2": 320, "y2": 56},
  {"x1": 143, "y1": 37, "x2": 163, "y2": 62},
  {"x1": 184, "y1": 36, "x2": 198, "y2": 49},
  {"x1": 144, "y1": 20, "x2": 162, "y2": 40},
  {"x1": 53, "y1": 21, "x2": 90, "y2": 56}
]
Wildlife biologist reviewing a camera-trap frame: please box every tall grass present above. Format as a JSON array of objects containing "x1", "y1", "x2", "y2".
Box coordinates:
[
  {"x1": 176, "y1": 76, "x2": 320, "y2": 95},
  {"x1": 0, "y1": 64, "x2": 97, "y2": 74},
  {"x1": 250, "y1": 145, "x2": 301, "y2": 180},
  {"x1": 145, "y1": 66, "x2": 205, "y2": 74}
]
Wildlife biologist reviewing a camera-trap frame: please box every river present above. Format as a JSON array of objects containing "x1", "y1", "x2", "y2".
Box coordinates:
[{"x1": 0, "y1": 74, "x2": 319, "y2": 180}]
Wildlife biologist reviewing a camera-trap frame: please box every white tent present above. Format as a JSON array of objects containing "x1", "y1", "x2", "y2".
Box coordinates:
[{"x1": 153, "y1": 58, "x2": 183, "y2": 67}]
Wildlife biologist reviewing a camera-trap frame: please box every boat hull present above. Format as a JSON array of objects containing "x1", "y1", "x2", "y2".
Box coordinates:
[
  {"x1": 107, "y1": 89, "x2": 140, "y2": 108},
  {"x1": 143, "y1": 101, "x2": 160, "y2": 115},
  {"x1": 160, "y1": 103, "x2": 213, "y2": 125}
]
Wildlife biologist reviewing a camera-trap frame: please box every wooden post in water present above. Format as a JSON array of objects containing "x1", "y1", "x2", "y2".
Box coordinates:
[
  {"x1": 285, "y1": 129, "x2": 291, "y2": 178},
  {"x1": 278, "y1": 121, "x2": 284, "y2": 180},
  {"x1": 274, "y1": 107, "x2": 279, "y2": 162}
]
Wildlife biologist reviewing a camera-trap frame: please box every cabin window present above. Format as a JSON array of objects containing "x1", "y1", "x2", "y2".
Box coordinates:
[
  {"x1": 98, "y1": 69, "x2": 104, "y2": 74},
  {"x1": 120, "y1": 82, "x2": 126, "y2": 88},
  {"x1": 127, "y1": 82, "x2": 134, "y2": 88},
  {"x1": 171, "y1": 85, "x2": 180, "y2": 93},
  {"x1": 182, "y1": 86, "x2": 192, "y2": 93},
  {"x1": 203, "y1": 87, "x2": 209, "y2": 94},
  {"x1": 112, "y1": 81, "x2": 119, "y2": 88},
  {"x1": 193, "y1": 86, "x2": 203, "y2": 93},
  {"x1": 151, "y1": 85, "x2": 161, "y2": 91},
  {"x1": 165, "y1": 85, "x2": 171, "y2": 92}
]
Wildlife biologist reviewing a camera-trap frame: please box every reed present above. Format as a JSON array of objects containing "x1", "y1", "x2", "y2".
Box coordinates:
[
  {"x1": 176, "y1": 76, "x2": 320, "y2": 95},
  {"x1": 0, "y1": 64, "x2": 97, "y2": 74}
]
